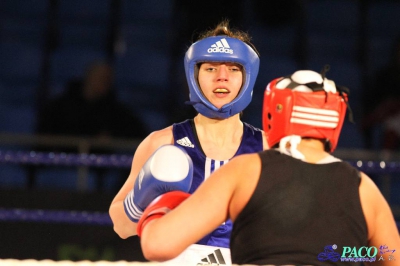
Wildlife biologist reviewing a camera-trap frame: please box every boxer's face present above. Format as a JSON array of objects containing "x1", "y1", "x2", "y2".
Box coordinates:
[{"x1": 198, "y1": 62, "x2": 243, "y2": 109}]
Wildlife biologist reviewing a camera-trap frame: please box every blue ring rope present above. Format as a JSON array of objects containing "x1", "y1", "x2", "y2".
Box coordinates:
[
  {"x1": 0, "y1": 208, "x2": 112, "y2": 226},
  {"x1": 350, "y1": 160, "x2": 400, "y2": 174},
  {"x1": 0, "y1": 150, "x2": 132, "y2": 168},
  {"x1": 0, "y1": 208, "x2": 398, "y2": 231},
  {"x1": 0, "y1": 150, "x2": 399, "y2": 227},
  {"x1": 1, "y1": 150, "x2": 400, "y2": 174}
]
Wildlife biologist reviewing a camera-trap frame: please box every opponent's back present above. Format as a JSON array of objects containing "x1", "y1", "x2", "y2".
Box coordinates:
[{"x1": 231, "y1": 150, "x2": 368, "y2": 265}]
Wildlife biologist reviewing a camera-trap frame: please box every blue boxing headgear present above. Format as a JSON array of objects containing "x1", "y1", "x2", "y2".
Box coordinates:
[{"x1": 184, "y1": 36, "x2": 260, "y2": 119}]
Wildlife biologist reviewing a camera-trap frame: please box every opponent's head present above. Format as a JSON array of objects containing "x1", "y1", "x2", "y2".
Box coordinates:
[
  {"x1": 263, "y1": 66, "x2": 351, "y2": 152},
  {"x1": 184, "y1": 22, "x2": 260, "y2": 119}
]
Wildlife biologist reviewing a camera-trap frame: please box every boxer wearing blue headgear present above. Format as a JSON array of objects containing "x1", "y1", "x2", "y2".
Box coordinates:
[
  {"x1": 185, "y1": 36, "x2": 260, "y2": 119},
  {"x1": 110, "y1": 20, "x2": 267, "y2": 266}
]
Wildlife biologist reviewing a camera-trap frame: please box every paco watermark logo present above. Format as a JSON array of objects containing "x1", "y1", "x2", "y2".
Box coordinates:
[
  {"x1": 317, "y1": 244, "x2": 396, "y2": 263},
  {"x1": 317, "y1": 244, "x2": 341, "y2": 262}
]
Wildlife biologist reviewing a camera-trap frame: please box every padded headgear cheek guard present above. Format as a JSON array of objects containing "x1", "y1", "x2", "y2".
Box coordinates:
[
  {"x1": 184, "y1": 36, "x2": 260, "y2": 119},
  {"x1": 263, "y1": 77, "x2": 349, "y2": 152}
]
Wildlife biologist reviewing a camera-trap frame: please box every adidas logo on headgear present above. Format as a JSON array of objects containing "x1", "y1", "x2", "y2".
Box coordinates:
[
  {"x1": 207, "y1": 38, "x2": 233, "y2": 54},
  {"x1": 197, "y1": 249, "x2": 227, "y2": 265}
]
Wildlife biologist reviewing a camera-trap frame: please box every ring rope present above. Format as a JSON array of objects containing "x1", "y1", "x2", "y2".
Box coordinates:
[
  {"x1": 0, "y1": 208, "x2": 112, "y2": 226},
  {"x1": 0, "y1": 150, "x2": 399, "y2": 226},
  {"x1": 1, "y1": 150, "x2": 400, "y2": 173},
  {"x1": 0, "y1": 208, "x2": 399, "y2": 231},
  {"x1": 352, "y1": 160, "x2": 400, "y2": 174},
  {"x1": 0, "y1": 150, "x2": 132, "y2": 168}
]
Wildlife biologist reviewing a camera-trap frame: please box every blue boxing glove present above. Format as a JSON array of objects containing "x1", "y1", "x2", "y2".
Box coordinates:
[{"x1": 123, "y1": 144, "x2": 193, "y2": 223}]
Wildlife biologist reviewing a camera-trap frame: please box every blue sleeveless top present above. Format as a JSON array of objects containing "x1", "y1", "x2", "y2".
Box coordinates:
[{"x1": 172, "y1": 119, "x2": 263, "y2": 248}]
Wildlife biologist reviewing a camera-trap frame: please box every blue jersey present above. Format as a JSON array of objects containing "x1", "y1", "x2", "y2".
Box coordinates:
[{"x1": 173, "y1": 119, "x2": 263, "y2": 248}]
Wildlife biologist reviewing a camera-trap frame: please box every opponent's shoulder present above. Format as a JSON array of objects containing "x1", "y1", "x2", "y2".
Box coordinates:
[
  {"x1": 229, "y1": 153, "x2": 261, "y2": 173},
  {"x1": 360, "y1": 172, "x2": 400, "y2": 249},
  {"x1": 359, "y1": 172, "x2": 382, "y2": 199}
]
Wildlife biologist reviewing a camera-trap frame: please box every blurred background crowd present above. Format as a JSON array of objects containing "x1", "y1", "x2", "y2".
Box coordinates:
[{"x1": 1, "y1": 0, "x2": 400, "y2": 201}]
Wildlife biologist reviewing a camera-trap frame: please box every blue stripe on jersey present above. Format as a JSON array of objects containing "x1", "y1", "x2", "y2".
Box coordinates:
[{"x1": 210, "y1": 159, "x2": 215, "y2": 174}]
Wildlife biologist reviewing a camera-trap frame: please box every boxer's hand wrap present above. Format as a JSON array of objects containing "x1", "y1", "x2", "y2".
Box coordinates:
[
  {"x1": 123, "y1": 145, "x2": 193, "y2": 223},
  {"x1": 137, "y1": 191, "x2": 190, "y2": 237}
]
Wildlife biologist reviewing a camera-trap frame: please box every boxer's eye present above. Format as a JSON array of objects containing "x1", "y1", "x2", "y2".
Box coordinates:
[{"x1": 229, "y1": 67, "x2": 241, "y2": 72}]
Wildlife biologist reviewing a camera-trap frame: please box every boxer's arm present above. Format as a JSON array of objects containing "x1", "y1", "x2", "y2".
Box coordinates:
[
  {"x1": 137, "y1": 191, "x2": 191, "y2": 237},
  {"x1": 359, "y1": 172, "x2": 400, "y2": 264},
  {"x1": 140, "y1": 153, "x2": 261, "y2": 261},
  {"x1": 109, "y1": 127, "x2": 174, "y2": 239}
]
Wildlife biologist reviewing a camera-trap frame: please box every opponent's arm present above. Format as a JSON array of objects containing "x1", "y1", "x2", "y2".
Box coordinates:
[
  {"x1": 359, "y1": 172, "x2": 400, "y2": 265},
  {"x1": 109, "y1": 127, "x2": 174, "y2": 239},
  {"x1": 139, "y1": 153, "x2": 261, "y2": 261}
]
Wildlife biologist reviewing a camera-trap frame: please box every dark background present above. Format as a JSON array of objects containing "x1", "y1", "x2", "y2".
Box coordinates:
[
  {"x1": 0, "y1": 0, "x2": 399, "y2": 262},
  {"x1": 1, "y1": 0, "x2": 399, "y2": 144},
  {"x1": 0, "y1": 189, "x2": 146, "y2": 261}
]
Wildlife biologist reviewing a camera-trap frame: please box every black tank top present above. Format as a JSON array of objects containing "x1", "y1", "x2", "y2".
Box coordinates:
[{"x1": 230, "y1": 150, "x2": 368, "y2": 265}]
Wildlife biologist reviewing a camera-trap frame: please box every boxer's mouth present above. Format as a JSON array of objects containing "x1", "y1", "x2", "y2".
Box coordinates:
[{"x1": 214, "y1": 88, "x2": 230, "y2": 94}]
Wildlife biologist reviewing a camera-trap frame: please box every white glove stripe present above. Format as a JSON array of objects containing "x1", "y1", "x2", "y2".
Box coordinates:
[
  {"x1": 124, "y1": 190, "x2": 143, "y2": 221},
  {"x1": 127, "y1": 190, "x2": 143, "y2": 218}
]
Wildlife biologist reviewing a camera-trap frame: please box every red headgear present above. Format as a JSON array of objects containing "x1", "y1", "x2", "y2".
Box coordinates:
[{"x1": 262, "y1": 68, "x2": 350, "y2": 152}]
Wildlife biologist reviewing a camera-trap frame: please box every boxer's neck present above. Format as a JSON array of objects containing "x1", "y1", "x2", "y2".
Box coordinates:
[{"x1": 193, "y1": 114, "x2": 244, "y2": 160}]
